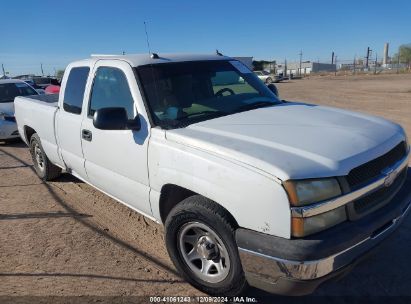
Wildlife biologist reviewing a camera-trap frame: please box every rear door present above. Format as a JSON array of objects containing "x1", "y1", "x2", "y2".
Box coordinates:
[
  {"x1": 80, "y1": 60, "x2": 152, "y2": 216},
  {"x1": 55, "y1": 63, "x2": 92, "y2": 180}
]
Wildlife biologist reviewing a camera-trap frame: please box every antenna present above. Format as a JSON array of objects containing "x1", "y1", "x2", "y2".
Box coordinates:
[{"x1": 144, "y1": 21, "x2": 152, "y2": 55}]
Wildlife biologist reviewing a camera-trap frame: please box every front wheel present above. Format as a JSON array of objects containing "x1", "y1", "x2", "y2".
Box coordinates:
[
  {"x1": 165, "y1": 195, "x2": 248, "y2": 296},
  {"x1": 265, "y1": 77, "x2": 272, "y2": 84}
]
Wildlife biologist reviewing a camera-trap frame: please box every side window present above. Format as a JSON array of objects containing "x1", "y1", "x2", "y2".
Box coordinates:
[
  {"x1": 89, "y1": 67, "x2": 135, "y2": 119},
  {"x1": 63, "y1": 67, "x2": 90, "y2": 114}
]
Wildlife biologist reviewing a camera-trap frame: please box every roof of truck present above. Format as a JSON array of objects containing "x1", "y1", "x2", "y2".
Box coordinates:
[{"x1": 86, "y1": 53, "x2": 232, "y2": 67}]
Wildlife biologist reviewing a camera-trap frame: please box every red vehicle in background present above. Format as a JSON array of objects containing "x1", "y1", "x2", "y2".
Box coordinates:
[{"x1": 45, "y1": 85, "x2": 60, "y2": 94}]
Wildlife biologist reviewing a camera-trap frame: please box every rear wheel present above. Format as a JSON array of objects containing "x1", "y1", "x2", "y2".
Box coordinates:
[
  {"x1": 30, "y1": 133, "x2": 61, "y2": 181},
  {"x1": 165, "y1": 195, "x2": 248, "y2": 296}
]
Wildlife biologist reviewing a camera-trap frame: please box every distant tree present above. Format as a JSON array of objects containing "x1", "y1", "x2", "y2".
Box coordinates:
[
  {"x1": 392, "y1": 44, "x2": 411, "y2": 64},
  {"x1": 56, "y1": 69, "x2": 65, "y2": 81}
]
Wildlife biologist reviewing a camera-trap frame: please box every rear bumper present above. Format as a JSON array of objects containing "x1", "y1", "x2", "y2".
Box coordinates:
[
  {"x1": 236, "y1": 172, "x2": 411, "y2": 295},
  {"x1": 0, "y1": 120, "x2": 19, "y2": 140}
]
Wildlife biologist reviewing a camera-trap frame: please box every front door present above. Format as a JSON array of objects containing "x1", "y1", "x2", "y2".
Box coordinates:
[{"x1": 80, "y1": 60, "x2": 152, "y2": 216}]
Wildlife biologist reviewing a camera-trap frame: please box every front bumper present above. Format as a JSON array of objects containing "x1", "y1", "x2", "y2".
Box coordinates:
[
  {"x1": 236, "y1": 172, "x2": 411, "y2": 295},
  {"x1": 0, "y1": 119, "x2": 19, "y2": 140}
]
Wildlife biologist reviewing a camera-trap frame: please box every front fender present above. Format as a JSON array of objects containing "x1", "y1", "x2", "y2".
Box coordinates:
[{"x1": 148, "y1": 131, "x2": 291, "y2": 238}]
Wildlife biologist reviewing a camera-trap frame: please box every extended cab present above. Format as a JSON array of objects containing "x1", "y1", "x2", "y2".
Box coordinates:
[{"x1": 14, "y1": 54, "x2": 411, "y2": 296}]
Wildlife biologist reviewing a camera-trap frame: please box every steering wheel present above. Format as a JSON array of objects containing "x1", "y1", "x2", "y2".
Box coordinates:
[{"x1": 215, "y1": 87, "x2": 235, "y2": 97}]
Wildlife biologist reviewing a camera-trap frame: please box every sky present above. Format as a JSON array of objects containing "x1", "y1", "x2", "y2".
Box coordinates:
[{"x1": 2, "y1": 0, "x2": 411, "y2": 76}]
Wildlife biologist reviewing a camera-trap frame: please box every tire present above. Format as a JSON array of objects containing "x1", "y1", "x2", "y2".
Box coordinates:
[
  {"x1": 165, "y1": 195, "x2": 248, "y2": 296},
  {"x1": 30, "y1": 133, "x2": 61, "y2": 181},
  {"x1": 265, "y1": 77, "x2": 272, "y2": 84}
]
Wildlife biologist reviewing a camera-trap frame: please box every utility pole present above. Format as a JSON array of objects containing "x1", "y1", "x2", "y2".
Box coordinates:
[
  {"x1": 284, "y1": 58, "x2": 287, "y2": 78},
  {"x1": 353, "y1": 56, "x2": 356, "y2": 75},
  {"x1": 334, "y1": 55, "x2": 337, "y2": 76},
  {"x1": 397, "y1": 55, "x2": 400, "y2": 74},
  {"x1": 1, "y1": 64, "x2": 5, "y2": 76},
  {"x1": 374, "y1": 53, "x2": 377, "y2": 74},
  {"x1": 299, "y1": 50, "x2": 302, "y2": 77},
  {"x1": 331, "y1": 51, "x2": 335, "y2": 64},
  {"x1": 41, "y1": 63, "x2": 44, "y2": 76}
]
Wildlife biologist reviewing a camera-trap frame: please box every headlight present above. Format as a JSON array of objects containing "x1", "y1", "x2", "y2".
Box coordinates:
[
  {"x1": 405, "y1": 132, "x2": 410, "y2": 152},
  {"x1": 283, "y1": 178, "x2": 342, "y2": 206},
  {"x1": 291, "y1": 206, "x2": 347, "y2": 237}
]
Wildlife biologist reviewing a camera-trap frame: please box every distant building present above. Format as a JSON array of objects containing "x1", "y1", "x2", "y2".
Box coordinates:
[{"x1": 277, "y1": 61, "x2": 336, "y2": 75}]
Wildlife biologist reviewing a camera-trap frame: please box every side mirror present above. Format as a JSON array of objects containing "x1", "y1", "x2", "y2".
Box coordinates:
[
  {"x1": 267, "y1": 83, "x2": 279, "y2": 97},
  {"x1": 93, "y1": 107, "x2": 141, "y2": 130}
]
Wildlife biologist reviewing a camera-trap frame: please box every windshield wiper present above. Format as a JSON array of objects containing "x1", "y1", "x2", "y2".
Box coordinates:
[
  {"x1": 234, "y1": 101, "x2": 276, "y2": 113},
  {"x1": 178, "y1": 110, "x2": 228, "y2": 120}
]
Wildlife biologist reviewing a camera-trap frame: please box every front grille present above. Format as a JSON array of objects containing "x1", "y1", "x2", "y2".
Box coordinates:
[
  {"x1": 353, "y1": 168, "x2": 407, "y2": 214},
  {"x1": 347, "y1": 141, "x2": 407, "y2": 189}
]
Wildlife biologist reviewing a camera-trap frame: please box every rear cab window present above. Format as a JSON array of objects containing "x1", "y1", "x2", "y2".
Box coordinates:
[{"x1": 63, "y1": 67, "x2": 90, "y2": 114}]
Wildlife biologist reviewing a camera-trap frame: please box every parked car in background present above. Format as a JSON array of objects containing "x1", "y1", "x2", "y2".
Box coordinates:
[
  {"x1": 44, "y1": 85, "x2": 60, "y2": 94},
  {"x1": 254, "y1": 70, "x2": 278, "y2": 83},
  {"x1": 0, "y1": 79, "x2": 38, "y2": 142},
  {"x1": 32, "y1": 77, "x2": 60, "y2": 89},
  {"x1": 22, "y1": 80, "x2": 45, "y2": 94},
  {"x1": 14, "y1": 53, "x2": 411, "y2": 296}
]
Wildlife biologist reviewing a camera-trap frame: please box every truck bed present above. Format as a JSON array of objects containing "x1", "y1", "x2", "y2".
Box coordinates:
[
  {"x1": 14, "y1": 93, "x2": 63, "y2": 168},
  {"x1": 20, "y1": 93, "x2": 59, "y2": 106}
]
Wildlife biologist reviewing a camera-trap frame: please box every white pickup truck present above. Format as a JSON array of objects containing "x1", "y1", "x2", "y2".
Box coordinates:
[{"x1": 15, "y1": 53, "x2": 411, "y2": 296}]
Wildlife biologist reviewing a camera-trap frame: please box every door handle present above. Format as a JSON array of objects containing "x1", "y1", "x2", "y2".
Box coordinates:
[{"x1": 82, "y1": 129, "x2": 92, "y2": 141}]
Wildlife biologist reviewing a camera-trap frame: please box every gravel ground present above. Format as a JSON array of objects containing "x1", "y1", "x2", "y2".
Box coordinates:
[{"x1": 1, "y1": 73, "x2": 410, "y2": 303}]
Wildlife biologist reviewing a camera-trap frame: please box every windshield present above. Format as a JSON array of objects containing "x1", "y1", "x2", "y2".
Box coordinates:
[
  {"x1": 0, "y1": 82, "x2": 37, "y2": 103},
  {"x1": 136, "y1": 60, "x2": 281, "y2": 129}
]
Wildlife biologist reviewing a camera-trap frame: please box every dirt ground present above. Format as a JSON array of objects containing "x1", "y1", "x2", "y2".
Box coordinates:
[{"x1": 1, "y1": 73, "x2": 410, "y2": 303}]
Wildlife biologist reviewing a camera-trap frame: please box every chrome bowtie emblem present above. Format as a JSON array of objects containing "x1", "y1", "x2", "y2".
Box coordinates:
[{"x1": 382, "y1": 168, "x2": 398, "y2": 187}]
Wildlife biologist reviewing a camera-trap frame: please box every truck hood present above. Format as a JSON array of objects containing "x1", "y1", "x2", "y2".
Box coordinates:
[
  {"x1": 166, "y1": 102, "x2": 405, "y2": 181},
  {"x1": 0, "y1": 102, "x2": 14, "y2": 116}
]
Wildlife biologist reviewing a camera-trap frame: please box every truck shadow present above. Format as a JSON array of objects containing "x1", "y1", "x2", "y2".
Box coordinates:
[
  {"x1": 0, "y1": 140, "x2": 27, "y2": 148},
  {"x1": 0, "y1": 272, "x2": 182, "y2": 284},
  {"x1": 0, "y1": 211, "x2": 91, "y2": 220},
  {"x1": 0, "y1": 147, "x2": 182, "y2": 280}
]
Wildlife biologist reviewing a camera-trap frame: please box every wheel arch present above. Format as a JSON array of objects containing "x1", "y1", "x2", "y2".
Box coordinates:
[
  {"x1": 23, "y1": 125, "x2": 37, "y2": 143},
  {"x1": 159, "y1": 183, "x2": 239, "y2": 229}
]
